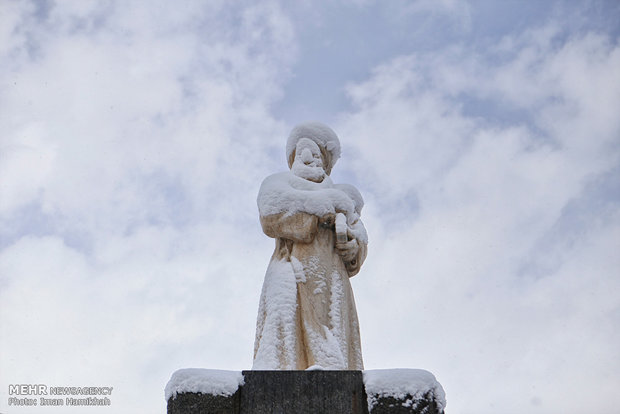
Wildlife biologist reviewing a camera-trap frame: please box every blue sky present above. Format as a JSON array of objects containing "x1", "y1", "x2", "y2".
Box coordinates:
[{"x1": 1, "y1": 1, "x2": 619, "y2": 413}]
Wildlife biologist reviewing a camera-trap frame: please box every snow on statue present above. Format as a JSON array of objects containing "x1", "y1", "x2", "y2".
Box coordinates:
[{"x1": 253, "y1": 122, "x2": 368, "y2": 370}]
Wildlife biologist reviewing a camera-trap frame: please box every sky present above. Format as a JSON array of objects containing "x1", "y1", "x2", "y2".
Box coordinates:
[{"x1": 1, "y1": 0, "x2": 619, "y2": 413}]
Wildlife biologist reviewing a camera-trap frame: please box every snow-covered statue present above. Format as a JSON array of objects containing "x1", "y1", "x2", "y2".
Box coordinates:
[{"x1": 253, "y1": 122, "x2": 368, "y2": 370}]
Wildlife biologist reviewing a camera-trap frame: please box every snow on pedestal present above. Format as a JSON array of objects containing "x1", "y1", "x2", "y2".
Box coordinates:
[
  {"x1": 165, "y1": 369, "x2": 244, "y2": 400},
  {"x1": 165, "y1": 369, "x2": 445, "y2": 414},
  {"x1": 364, "y1": 369, "x2": 446, "y2": 413}
]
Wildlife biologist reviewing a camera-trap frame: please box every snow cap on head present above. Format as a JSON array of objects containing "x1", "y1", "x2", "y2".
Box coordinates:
[{"x1": 287, "y1": 122, "x2": 341, "y2": 175}]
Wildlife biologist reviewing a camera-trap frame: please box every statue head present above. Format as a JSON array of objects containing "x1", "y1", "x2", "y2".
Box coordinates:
[
  {"x1": 286, "y1": 122, "x2": 341, "y2": 176},
  {"x1": 291, "y1": 138, "x2": 327, "y2": 182}
]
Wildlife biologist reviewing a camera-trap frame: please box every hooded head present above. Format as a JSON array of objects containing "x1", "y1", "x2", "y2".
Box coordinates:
[{"x1": 286, "y1": 122, "x2": 341, "y2": 176}]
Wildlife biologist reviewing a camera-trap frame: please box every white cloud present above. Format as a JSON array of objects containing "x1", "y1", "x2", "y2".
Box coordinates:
[
  {"x1": 336, "y1": 21, "x2": 620, "y2": 414},
  {"x1": 1, "y1": 1, "x2": 293, "y2": 413},
  {"x1": 0, "y1": 123, "x2": 56, "y2": 213},
  {"x1": 0, "y1": 1, "x2": 295, "y2": 235},
  {"x1": 1, "y1": 1, "x2": 619, "y2": 414}
]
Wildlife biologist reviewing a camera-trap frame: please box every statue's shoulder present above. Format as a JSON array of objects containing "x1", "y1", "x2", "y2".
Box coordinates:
[
  {"x1": 262, "y1": 171, "x2": 291, "y2": 182},
  {"x1": 333, "y1": 182, "x2": 364, "y2": 214},
  {"x1": 259, "y1": 171, "x2": 293, "y2": 192}
]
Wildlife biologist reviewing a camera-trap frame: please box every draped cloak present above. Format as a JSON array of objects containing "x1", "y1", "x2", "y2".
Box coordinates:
[{"x1": 252, "y1": 173, "x2": 367, "y2": 370}]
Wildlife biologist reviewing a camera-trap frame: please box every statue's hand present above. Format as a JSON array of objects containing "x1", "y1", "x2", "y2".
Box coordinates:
[
  {"x1": 336, "y1": 238, "x2": 359, "y2": 263},
  {"x1": 319, "y1": 213, "x2": 336, "y2": 229}
]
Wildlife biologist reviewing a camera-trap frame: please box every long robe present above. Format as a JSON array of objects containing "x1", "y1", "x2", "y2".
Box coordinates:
[{"x1": 252, "y1": 211, "x2": 367, "y2": 370}]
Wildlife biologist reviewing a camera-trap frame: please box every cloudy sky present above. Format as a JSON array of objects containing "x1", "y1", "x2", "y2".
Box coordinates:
[{"x1": 1, "y1": 0, "x2": 619, "y2": 413}]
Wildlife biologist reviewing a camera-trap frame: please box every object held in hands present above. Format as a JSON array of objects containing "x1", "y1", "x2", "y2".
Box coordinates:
[{"x1": 335, "y1": 212, "x2": 348, "y2": 243}]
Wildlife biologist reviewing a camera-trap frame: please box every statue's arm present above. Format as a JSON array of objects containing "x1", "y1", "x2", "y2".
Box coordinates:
[
  {"x1": 260, "y1": 212, "x2": 318, "y2": 243},
  {"x1": 335, "y1": 218, "x2": 368, "y2": 277}
]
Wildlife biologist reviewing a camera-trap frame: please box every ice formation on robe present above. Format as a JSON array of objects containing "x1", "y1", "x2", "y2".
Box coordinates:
[
  {"x1": 253, "y1": 122, "x2": 367, "y2": 371},
  {"x1": 165, "y1": 369, "x2": 244, "y2": 401}
]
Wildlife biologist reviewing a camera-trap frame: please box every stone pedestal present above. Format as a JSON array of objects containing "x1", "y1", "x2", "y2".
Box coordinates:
[
  {"x1": 168, "y1": 391, "x2": 240, "y2": 414},
  {"x1": 368, "y1": 392, "x2": 443, "y2": 414},
  {"x1": 242, "y1": 370, "x2": 365, "y2": 414},
  {"x1": 166, "y1": 369, "x2": 445, "y2": 414}
]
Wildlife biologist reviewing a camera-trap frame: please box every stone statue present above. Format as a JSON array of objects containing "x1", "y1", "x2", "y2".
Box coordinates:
[{"x1": 253, "y1": 122, "x2": 368, "y2": 370}]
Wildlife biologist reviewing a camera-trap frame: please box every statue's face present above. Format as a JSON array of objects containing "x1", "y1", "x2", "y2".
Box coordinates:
[{"x1": 291, "y1": 138, "x2": 326, "y2": 182}]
